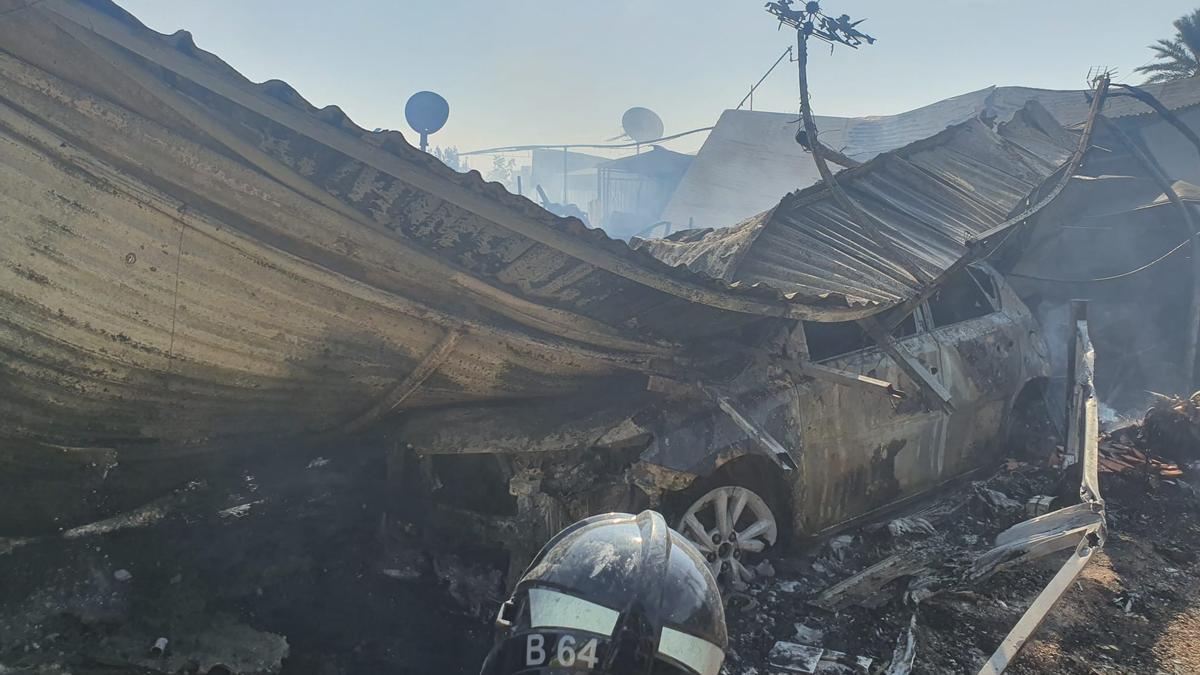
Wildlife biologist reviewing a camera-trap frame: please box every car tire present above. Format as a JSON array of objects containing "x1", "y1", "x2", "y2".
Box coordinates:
[{"x1": 668, "y1": 458, "x2": 790, "y2": 587}]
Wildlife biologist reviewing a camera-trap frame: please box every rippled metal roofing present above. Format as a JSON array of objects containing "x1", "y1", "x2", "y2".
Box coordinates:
[
  {"x1": 635, "y1": 101, "x2": 1078, "y2": 308},
  {"x1": 658, "y1": 78, "x2": 1200, "y2": 237}
]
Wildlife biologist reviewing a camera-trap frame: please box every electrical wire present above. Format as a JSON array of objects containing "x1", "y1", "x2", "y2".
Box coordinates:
[
  {"x1": 460, "y1": 126, "x2": 715, "y2": 157},
  {"x1": 736, "y1": 46, "x2": 794, "y2": 110},
  {"x1": 1007, "y1": 233, "x2": 1195, "y2": 283}
]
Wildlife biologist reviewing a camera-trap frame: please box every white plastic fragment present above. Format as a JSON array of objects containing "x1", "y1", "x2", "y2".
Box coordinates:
[
  {"x1": 793, "y1": 622, "x2": 824, "y2": 645},
  {"x1": 1025, "y1": 495, "x2": 1057, "y2": 517},
  {"x1": 884, "y1": 615, "x2": 917, "y2": 675},
  {"x1": 755, "y1": 560, "x2": 776, "y2": 578},
  {"x1": 768, "y1": 641, "x2": 824, "y2": 673}
]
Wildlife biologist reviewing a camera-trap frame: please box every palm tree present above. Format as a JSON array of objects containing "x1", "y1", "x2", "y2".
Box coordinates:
[{"x1": 1135, "y1": 9, "x2": 1200, "y2": 83}]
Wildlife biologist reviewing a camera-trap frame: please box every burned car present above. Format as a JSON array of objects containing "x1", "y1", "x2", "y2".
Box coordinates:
[{"x1": 393, "y1": 262, "x2": 1050, "y2": 583}]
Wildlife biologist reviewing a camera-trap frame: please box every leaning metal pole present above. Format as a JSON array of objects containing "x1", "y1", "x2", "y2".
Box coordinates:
[
  {"x1": 793, "y1": 30, "x2": 929, "y2": 286},
  {"x1": 1113, "y1": 83, "x2": 1200, "y2": 162},
  {"x1": 782, "y1": 5, "x2": 952, "y2": 410},
  {"x1": 879, "y1": 75, "x2": 1111, "y2": 334}
]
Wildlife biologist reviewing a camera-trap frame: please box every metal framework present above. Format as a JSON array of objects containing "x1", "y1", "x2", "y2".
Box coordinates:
[{"x1": 978, "y1": 301, "x2": 1106, "y2": 674}]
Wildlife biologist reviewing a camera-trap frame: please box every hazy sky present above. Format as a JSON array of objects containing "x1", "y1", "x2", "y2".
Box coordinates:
[{"x1": 114, "y1": 1, "x2": 1196, "y2": 165}]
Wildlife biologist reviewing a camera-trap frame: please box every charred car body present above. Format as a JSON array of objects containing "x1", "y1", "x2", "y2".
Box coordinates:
[
  {"x1": 397, "y1": 262, "x2": 1049, "y2": 580},
  {"x1": 390, "y1": 98, "x2": 1095, "y2": 579}
]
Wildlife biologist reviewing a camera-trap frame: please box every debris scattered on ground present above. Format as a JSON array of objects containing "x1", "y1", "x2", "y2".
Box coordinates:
[
  {"x1": 768, "y1": 641, "x2": 824, "y2": 673},
  {"x1": 1143, "y1": 392, "x2": 1200, "y2": 460},
  {"x1": 6, "y1": 397, "x2": 1200, "y2": 674},
  {"x1": 884, "y1": 516, "x2": 937, "y2": 541},
  {"x1": 974, "y1": 487, "x2": 1022, "y2": 515},
  {"x1": 722, "y1": 399, "x2": 1200, "y2": 674},
  {"x1": 793, "y1": 622, "x2": 824, "y2": 644},
  {"x1": 812, "y1": 550, "x2": 931, "y2": 611},
  {"x1": 766, "y1": 640, "x2": 872, "y2": 674},
  {"x1": 433, "y1": 554, "x2": 505, "y2": 620},
  {"x1": 0, "y1": 441, "x2": 492, "y2": 674},
  {"x1": 883, "y1": 615, "x2": 916, "y2": 675},
  {"x1": 1025, "y1": 495, "x2": 1057, "y2": 517}
]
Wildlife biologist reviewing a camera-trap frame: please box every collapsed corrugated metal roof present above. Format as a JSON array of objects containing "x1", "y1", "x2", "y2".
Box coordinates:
[
  {"x1": 634, "y1": 101, "x2": 1078, "y2": 308},
  {"x1": 3, "y1": 0, "x2": 830, "y2": 531},
  {"x1": 0, "y1": 0, "x2": 835, "y2": 473},
  {"x1": 659, "y1": 78, "x2": 1200, "y2": 234},
  {"x1": 4, "y1": 0, "x2": 905, "y2": 329}
]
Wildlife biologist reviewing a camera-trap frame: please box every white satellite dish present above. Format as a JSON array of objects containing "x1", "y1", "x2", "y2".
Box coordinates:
[{"x1": 622, "y1": 107, "x2": 664, "y2": 144}]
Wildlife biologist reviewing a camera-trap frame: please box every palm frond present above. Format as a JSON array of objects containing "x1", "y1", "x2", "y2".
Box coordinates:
[
  {"x1": 1143, "y1": 72, "x2": 1183, "y2": 84},
  {"x1": 1136, "y1": 62, "x2": 1195, "y2": 76},
  {"x1": 1137, "y1": 12, "x2": 1200, "y2": 84},
  {"x1": 1148, "y1": 38, "x2": 1194, "y2": 63},
  {"x1": 1173, "y1": 8, "x2": 1200, "y2": 61}
]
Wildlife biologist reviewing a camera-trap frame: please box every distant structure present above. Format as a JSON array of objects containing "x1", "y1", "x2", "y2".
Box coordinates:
[
  {"x1": 404, "y1": 91, "x2": 450, "y2": 153},
  {"x1": 462, "y1": 106, "x2": 701, "y2": 238}
]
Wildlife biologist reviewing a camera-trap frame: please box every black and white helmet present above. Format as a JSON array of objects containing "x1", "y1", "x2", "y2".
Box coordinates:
[{"x1": 480, "y1": 510, "x2": 728, "y2": 675}]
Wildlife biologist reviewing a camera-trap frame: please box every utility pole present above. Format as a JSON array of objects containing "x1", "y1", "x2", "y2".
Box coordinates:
[{"x1": 764, "y1": 2, "x2": 928, "y2": 285}]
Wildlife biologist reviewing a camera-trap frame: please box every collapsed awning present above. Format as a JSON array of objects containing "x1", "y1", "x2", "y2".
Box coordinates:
[{"x1": 634, "y1": 101, "x2": 1078, "y2": 313}]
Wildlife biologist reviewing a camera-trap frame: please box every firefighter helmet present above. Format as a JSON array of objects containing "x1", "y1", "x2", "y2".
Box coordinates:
[{"x1": 480, "y1": 510, "x2": 727, "y2": 675}]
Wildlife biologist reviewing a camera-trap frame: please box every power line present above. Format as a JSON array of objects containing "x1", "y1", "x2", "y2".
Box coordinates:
[
  {"x1": 1007, "y1": 233, "x2": 1194, "y2": 283},
  {"x1": 460, "y1": 126, "x2": 714, "y2": 157},
  {"x1": 736, "y1": 46, "x2": 794, "y2": 111}
]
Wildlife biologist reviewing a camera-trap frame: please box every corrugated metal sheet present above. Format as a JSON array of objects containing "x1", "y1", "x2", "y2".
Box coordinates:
[
  {"x1": 637, "y1": 101, "x2": 1076, "y2": 307},
  {"x1": 3, "y1": 0, "x2": 853, "y2": 474},
  {"x1": 2, "y1": 0, "x2": 856, "y2": 532},
  {"x1": 659, "y1": 78, "x2": 1200, "y2": 235},
  {"x1": 659, "y1": 88, "x2": 1003, "y2": 232}
]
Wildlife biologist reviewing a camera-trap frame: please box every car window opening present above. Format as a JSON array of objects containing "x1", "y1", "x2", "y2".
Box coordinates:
[
  {"x1": 802, "y1": 321, "x2": 871, "y2": 361},
  {"x1": 892, "y1": 311, "x2": 918, "y2": 339},
  {"x1": 803, "y1": 308, "x2": 920, "y2": 362},
  {"x1": 929, "y1": 269, "x2": 995, "y2": 327},
  {"x1": 967, "y1": 266, "x2": 1000, "y2": 306}
]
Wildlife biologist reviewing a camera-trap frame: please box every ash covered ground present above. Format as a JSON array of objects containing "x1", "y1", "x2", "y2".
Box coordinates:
[{"x1": 4, "y1": 401, "x2": 1200, "y2": 674}]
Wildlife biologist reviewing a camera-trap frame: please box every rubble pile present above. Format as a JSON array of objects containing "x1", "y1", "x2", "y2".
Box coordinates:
[
  {"x1": 0, "y1": 437, "x2": 493, "y2": 675},
  {"x1": 4, "y1": 400, "x2": 1200, "y2": 674},
  {"x1": 718, "y1": 463, "x2": 1063, "y2": 674},
  {"x1": 1142, "y1": 392, "x2": 1200, "y2": 463},
  {"x1": 718, "y1": 401, "x2": 1200, "y2": 674}
]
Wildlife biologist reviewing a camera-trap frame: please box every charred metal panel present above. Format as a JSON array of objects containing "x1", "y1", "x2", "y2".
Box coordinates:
[
  {"x1": 399, "y1": 386, "x2": 657, "y2": 456},
  {"x1": 791, "y1": 266, "x2": 1047, "y2": 536}
]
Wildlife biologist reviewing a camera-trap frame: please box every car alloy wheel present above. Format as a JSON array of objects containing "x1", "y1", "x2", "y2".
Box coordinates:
[{"x1": 677, "y1": 485, "x2": 778, "y2": 585}]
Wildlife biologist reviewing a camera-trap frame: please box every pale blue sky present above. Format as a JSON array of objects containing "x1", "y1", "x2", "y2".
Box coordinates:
[{"x1": 115, "y1": 1, "x2": 1197, "y2": 166}]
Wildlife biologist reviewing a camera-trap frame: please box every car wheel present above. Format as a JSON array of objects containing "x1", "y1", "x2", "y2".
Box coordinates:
[{"x1": 676, "y1": 485, "x2": 778, "y2": 586}]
